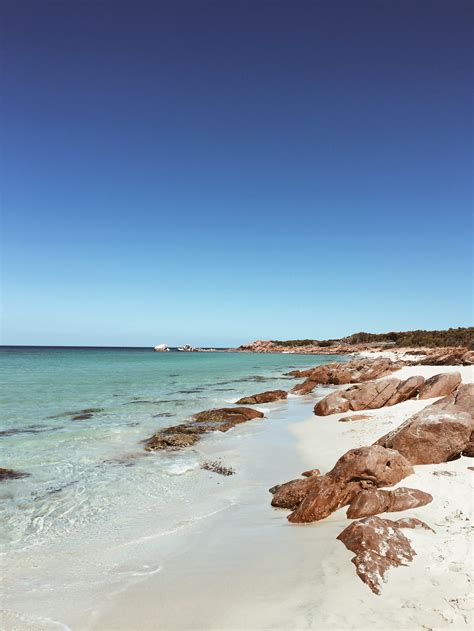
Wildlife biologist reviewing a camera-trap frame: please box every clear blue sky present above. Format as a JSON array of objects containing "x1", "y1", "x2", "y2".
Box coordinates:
[{"x1": 2, "y1": 0, "x2": 472, "y2": 347}]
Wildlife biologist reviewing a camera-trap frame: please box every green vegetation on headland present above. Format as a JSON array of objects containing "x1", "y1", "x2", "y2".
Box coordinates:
[{"x1": 272, "y1": 327, "x2": 474, "y2": 349}]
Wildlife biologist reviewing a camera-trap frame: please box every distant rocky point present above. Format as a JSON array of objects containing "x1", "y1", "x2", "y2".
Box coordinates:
[{"x1": 235, "y1": 327, "x2": 474, "y2": 359}]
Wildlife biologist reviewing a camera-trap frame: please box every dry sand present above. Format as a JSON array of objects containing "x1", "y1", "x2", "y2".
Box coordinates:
[{"x1": 88, "y1": 362, "x2": 474, "y2": 630}]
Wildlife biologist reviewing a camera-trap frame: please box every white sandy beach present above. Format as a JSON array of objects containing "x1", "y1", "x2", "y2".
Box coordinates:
[{"x1": 85, "y1": 361, "x2": 473, "y2": 631}]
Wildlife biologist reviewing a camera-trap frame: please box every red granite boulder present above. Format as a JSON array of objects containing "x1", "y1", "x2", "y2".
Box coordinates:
[
  {"x1": 291, "y1": 380, "x2": 319, "y2": 395},
  {"x1": 346, "y1": 487, "x2": 433, "y2": 519},
  {"x1": 236, "y1": 390, "x2": 287, "y2": 404},
  {"x1": 284, "y1": 445, "x2": 413, "y2": 523},
  {"x1": 384, "y1": 375, "x2": 425, "y2": 406},
  {"x1": 270, "y1": 477, "x2": 317, "y2": 509},
  {"x1": 346, "y1": 378, "x2": 401, "y2": 411},
  {"x1": 376, "y1": 402, "x2": 473, "y2": 464},
  {"x1": 291, "y1": 358, "x2": 400, "y2": 395},
  {"x1": 314, "y1": 375, "x2": 425, "y2": 416},
  {"x1": 462, "y1": 351, "x2": 474, "y2": 365},
  {"x1": 418, "y1": 372, "x2": 461, "y2": 399},
  {"x1": 337, "y1": 516, "x2": 417, "y2": 594},
  {"x1": 432, "y1": 383, "x2": 474, "y2": 417},
  {"x1": 314, "y1": 390, "x2": 351, "y2": 415}
]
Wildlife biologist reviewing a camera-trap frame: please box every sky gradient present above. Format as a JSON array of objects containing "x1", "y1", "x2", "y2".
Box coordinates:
[{"x1": 2, "y1": 0, "x2": 473, "y2": 346}]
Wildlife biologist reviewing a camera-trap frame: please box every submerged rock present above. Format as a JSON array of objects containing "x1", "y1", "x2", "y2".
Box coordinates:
[
  {"x1": 48, "y1": 407, "x2": 104, "y2": 420},
  {"x1": 235, "y1": 390, "x2": 287, "y2": 404},
  {"x1": 144, "y1": 432, "x2": 200, "y2": 451},
  {"x1": 0, "y1": 467, "x2": 30, "y2": 481},
  {"x1": 144, "y1": 407, "x2": 265, "y2": 451},
  {"x1": 192, "y1": 407, "x2": 263, "y2": 424},
  {"x1": 201, "y1": 460, "x2": 235, "y2": 476}
]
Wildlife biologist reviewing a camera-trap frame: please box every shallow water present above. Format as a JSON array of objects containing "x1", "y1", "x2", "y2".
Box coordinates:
[{"x1": 0, "y1": 347, "x2": 347, "y2": 628}]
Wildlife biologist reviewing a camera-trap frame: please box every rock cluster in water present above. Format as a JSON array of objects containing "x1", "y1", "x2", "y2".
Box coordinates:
[{"x1": 144, "y1": 407, "x2": 264, "y2": 451}]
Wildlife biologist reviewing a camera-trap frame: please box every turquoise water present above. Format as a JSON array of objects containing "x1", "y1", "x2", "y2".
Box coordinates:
[
  {"x1": 0, "y1": 348, "x2": 347, "y2": 548},
  {"x1": 0, "y1": 347, "x2": 348, "y2": 628}
]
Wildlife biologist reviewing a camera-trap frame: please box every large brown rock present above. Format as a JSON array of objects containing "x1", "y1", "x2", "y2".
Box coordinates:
[
  {"x1": 270, "y1": 476, "x2": 330, "y2": 510},
  {"x1": 432, "y1": 383, "x2": 474, "y2": 456},
  {"x1": 287, "y1": 477, "x2": 361, "y2": 522},
  {"x1": 314, "y1": 376, "x2": 424, "y2": 416},
  {"x1": 285, "y1": 446, "x2": 413, "y2": 523},
  {"x1": 385, "y1": 375, "x2": 425, "y2": 406},
  {"x1": 462, "y1": 441, "x2": 474, "y2": 457},
  {"x1": 290, "y1": 364, "x2": 335, "y2": 393},
  {"x1": 235, "y1": 390, "x2": 287, "y2": 404},
  {"x1": 329, "y1": 445, "x2": 414, "y2": 486},
  {"x1": 433, "y1": 383, "x2": 474, "y2": 417},
  {"x1": 291, "y1": 358, "x2": 401, "y2": 395},
  {"x1": 419, "y1": 348, "x2": 470, "y2": 366},
  {"x1": 347, "y1": 378, "x2": 401, "y2": 411},
  {"x1": 305, "y1": 364, "x2": 335, "y2": 383},
  {"x1": 358, "y1": 358, "x2": 395, "y2": 381},
  {"x1": 462, "y1": 351, "x2": 474, "y2": 365},
  {"x1": 291, "y1": 380, "x2": 319, "y2": 395},
  {"x1": 314, "y1": 390, "x2": 351, "y2": 415},
  {"x1": 376, "y1": 402, "x2": 474, "y2": 464},
  {"x1": 337, "y1": 516, "x2": 417, "y2": 594},
  {"x1": 346, "y1": 487, "x2": 433, "y2": 519},
  {"x1": 418, "y1": 372, "x2": 461, "y2": 399}
]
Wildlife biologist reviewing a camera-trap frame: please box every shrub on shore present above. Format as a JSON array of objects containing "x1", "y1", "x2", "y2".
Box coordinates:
[{"x1": 272, "y1": 327, "x2": 474, "y2": 349}]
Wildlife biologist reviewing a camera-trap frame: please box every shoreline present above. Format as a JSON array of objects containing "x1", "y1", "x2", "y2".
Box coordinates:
[
  {"x1": 2, "y1": 350, "x2": 473, "y2": 630},
  {"x1": 1, "y1": 352, "x2": 344, "y2": 631},
  {"x1": 90, "y1": 359, "x2": 473, "y2": 630}
]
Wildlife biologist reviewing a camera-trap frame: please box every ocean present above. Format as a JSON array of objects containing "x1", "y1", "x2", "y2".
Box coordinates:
[{"x1": 0, "y1": 346, "x2": 348, "y2": 629}]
